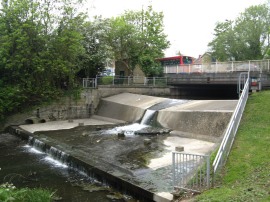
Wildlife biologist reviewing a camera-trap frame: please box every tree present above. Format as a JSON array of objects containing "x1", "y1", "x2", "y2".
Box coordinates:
[
  {"x1": 108, "y1": 6, "x2": 170, "y2": 76},
  {"x1": 208, "y1": 4, "x2": 270, "y2": 61},
  {"x1": 78, "y1": 16, "x2": 113, "y2": 78},
  {"x1": 0, "y1": 0, "x2": 87, "y2": 118}
]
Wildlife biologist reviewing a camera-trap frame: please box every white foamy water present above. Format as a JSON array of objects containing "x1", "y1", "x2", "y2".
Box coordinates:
[
  {"x1": 103, "y1": 123, "x2": 148, "y2": 136},
  {"x1": 22, "y1": 145, "x2": 43, "y2": 154},
  {"x1": 140, "y1": 110, "x2": 156, "y2": 125},
  {"x1": 43, "y1": 156, "x2": 68, "y2": 168}
]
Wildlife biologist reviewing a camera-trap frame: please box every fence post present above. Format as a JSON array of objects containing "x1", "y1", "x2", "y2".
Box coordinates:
[
  {"x1": 94, "y1": 78, "x2": 97, "y2": 88},
  {"x1": 153, "y1": 77, "x2": 156, "y2": 86},
  {"x1": 172, "y1": 152, "x2": 176, "y2": 187},
  {"x1": 206, "y1": 155, "x2": 210, "y2": 188}
]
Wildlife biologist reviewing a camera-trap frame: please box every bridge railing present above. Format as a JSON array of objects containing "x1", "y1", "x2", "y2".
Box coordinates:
[{"x1": 164, "y1": 59, "x2": 270, "y2": 74}]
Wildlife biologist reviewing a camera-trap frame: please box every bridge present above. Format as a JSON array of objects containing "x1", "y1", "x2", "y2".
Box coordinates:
[{"x1": 83, "y1": 59, "x2": 270, "y2": 98}]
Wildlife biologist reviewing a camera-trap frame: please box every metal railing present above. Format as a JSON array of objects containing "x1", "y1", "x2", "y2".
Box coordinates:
[
  {"x1": 82, "y1": 59, "x2": 269, "y2": 88},
  {"x1": 83, "y1": 78, "x2": 97, "y2": 88},
  {"x1": 212, "y1": 74, "x2": 250, "y2": 175},
  {"x1": 172, "y1": 73, "x2": 250, "y2": 191},
  {"x1": 164, "y1": 59, "x2": 269, "y2": 74},
  {"x1": 172, "y1": 152, "x2": 210, "y2": 192},
  {"x1": 82, "y1": 76, "x2": 168, "y2": 88}
]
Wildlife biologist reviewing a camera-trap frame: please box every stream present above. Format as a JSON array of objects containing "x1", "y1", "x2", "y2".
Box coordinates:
[{"x1": 0, "y1": 133, "x2": 135, "y2": 202}]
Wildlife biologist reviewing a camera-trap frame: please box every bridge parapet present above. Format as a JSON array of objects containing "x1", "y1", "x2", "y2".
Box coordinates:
[{"x1": 163, "y1": 59, "x2": 270, "y2": 74}]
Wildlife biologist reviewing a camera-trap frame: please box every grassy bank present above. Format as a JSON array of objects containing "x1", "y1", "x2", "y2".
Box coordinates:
[{"x1": 195, "y1": 90, "x2": 270, "y2": 201}]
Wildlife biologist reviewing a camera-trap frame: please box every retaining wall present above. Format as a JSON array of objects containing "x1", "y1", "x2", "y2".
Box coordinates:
[
  {"x1": 96, "y1": 94, "x2": 237, "y2": 139},
  {"x1": 96, "y1": 93, "x2": 167, "y2": 122}
]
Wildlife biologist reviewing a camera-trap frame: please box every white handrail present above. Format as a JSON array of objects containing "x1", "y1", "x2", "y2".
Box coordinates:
[{"x1": 213, "y1": 74, "x2": 250, "y2": 172}]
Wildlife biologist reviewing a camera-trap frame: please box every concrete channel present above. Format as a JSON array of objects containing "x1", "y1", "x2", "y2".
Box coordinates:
[{"x1": 7, "y1": 93, "x2": 238, "y2": 201}]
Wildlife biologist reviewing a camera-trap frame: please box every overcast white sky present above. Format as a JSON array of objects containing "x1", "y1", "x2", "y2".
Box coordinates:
[{"x1": 86, "y1": 0, "x2": 266, "y2": 58}]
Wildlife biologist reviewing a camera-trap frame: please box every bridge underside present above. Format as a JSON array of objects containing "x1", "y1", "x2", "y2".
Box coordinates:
[
  {"x1": 166, "y1": 71, "x2": 270, "y2": 99},
  {"x1": 169, "y1": 84, "x2": 238, "y2": 100}
]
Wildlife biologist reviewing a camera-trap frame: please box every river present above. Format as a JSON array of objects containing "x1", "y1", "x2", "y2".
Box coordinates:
[{"x1": 0, "y1": 133, "x2": 136, "y2": 202}]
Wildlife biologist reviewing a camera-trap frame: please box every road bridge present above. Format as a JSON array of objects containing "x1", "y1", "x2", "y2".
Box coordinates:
[{"x1": 83, "y1": 60, "x2": 270, "y2": 99}]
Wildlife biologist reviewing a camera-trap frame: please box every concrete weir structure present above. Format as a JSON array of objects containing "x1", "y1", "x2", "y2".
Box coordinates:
[{"x1": 10, "y1": 93, "x2": 238, "y2": 202}]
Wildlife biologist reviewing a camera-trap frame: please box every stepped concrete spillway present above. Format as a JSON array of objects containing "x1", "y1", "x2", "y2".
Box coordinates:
[
  {"x1": 96, "y1": 93, "x2": 168, "y2": 122},
  {"x1": 12, "y1": 93, "x2": 238, "y2": 202}
]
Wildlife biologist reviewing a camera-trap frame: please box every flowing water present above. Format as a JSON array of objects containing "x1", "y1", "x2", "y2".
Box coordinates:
[
  {"x1": 140, "y1": 110, "x2": 156, "y2": 125},
  {"x1": 0, "y1": 98, "x2": 190, "y2": 201},
  {"x1": 0, "y1": 133, "x2": 135, "y2": 202}
]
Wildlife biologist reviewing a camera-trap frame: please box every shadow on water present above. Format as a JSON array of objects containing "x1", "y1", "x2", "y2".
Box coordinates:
[{"x1": 0, "y1": 133, "x2": 136, "y2": 202}]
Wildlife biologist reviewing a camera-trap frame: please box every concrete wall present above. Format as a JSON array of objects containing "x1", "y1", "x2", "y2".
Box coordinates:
[
  {"x1": 157, "y1": 100, "x2": 237, "y2": 138},
  {"x1": 157, "y1": 110, "x2": 232, "y2": 138},
  {"x1": 96, "y1": 93, "x2": 237, "y2": 139},
  {"x1": 96, "y1": 93, "x2": 168, "y2": 122}
]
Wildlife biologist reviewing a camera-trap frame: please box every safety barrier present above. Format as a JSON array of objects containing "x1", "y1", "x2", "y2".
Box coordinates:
[
  {"x1": 212, "y1": 75, "x2": 250, "y2": 175},
  {"x1": 172, "y1": 74, "x2": 250, "y2": 192},
  {"x1": 172, "y1": 152, "x2": 210, "y2": 192}
]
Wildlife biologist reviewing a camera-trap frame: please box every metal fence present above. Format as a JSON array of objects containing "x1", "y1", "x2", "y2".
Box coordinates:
[
  {"x1": 172, "y1": 152, "x2": 210, "y2": 192},
  {"x1": 212, "y1": 74, "x2": 250, "y2": 176},
  {"x1": 164, "y1": 59, "x2": 270, "y2": 74},
  {"x1": 83, "y1": 78, "x2": 97, "y2": 88},
  {"x1": 172, "y1": 74, "x2": 250, "y2": 192},
  {"x1": 82, "y1": 76, "x2": 168, "y2": 88}
]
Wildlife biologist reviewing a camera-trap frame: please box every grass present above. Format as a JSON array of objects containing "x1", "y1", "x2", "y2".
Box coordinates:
[
  {"x1": 194, "y1": 90, "x2": 270, "y2": 201},
  {"x1": 0, "y1": 183, "x2": 54, "y2": 202}
]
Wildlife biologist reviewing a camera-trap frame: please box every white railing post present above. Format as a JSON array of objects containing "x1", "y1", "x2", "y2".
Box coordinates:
[
  {"x1": 95, "y1": 78, "x2": 97, "y2": 88},
  {"x1": 206, "y1": 155, "x2": 210, "y2": 188},
  {"x1": 172, "y1": 152, "x2": 176, "y2": 186}
]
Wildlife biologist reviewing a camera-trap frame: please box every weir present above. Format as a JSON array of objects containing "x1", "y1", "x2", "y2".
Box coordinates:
[
  {"x1": 7, "y1": 126, "x2": 157, "y2": 201},
  {"x1": 140, "y1": 109, "x2": 156, "y2": 125},
  {"x1": 5, "y1": 93, "x2": 238, "y2": 201}
]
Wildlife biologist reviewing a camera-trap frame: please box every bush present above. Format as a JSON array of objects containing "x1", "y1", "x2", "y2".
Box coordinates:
[{"x1": 101, "y1": 76, "x2": 114, "y2": 85}]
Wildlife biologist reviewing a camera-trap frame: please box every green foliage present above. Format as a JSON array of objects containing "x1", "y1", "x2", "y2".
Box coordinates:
[
  {"x1": 0, "y1": 0, "x2": 170, "y2": 120},
  {"x1": 78, "y1": 17, "x2": 113, "y2": 78},
  {"x1": 0, "y1": 81, "x2": 27, "y2": 120},
  {"x1": 0, "y1": 183, "x2": 53, "y2": 202},
  {"x1": 195, "y1": 90, "x2": 270, "y2": 201},
  {"x1": 101, "y1": 76, "x2": 114, "y2": 85},
  {"x1": 0, "y1": 0, "x2": 86, "y2": 118},
  {"x1": 209, "y1": 4, "x2": 270, "y2": 61},
  {"x1": 109, "y1": 6, "x2": 169, "y2": 76}
]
